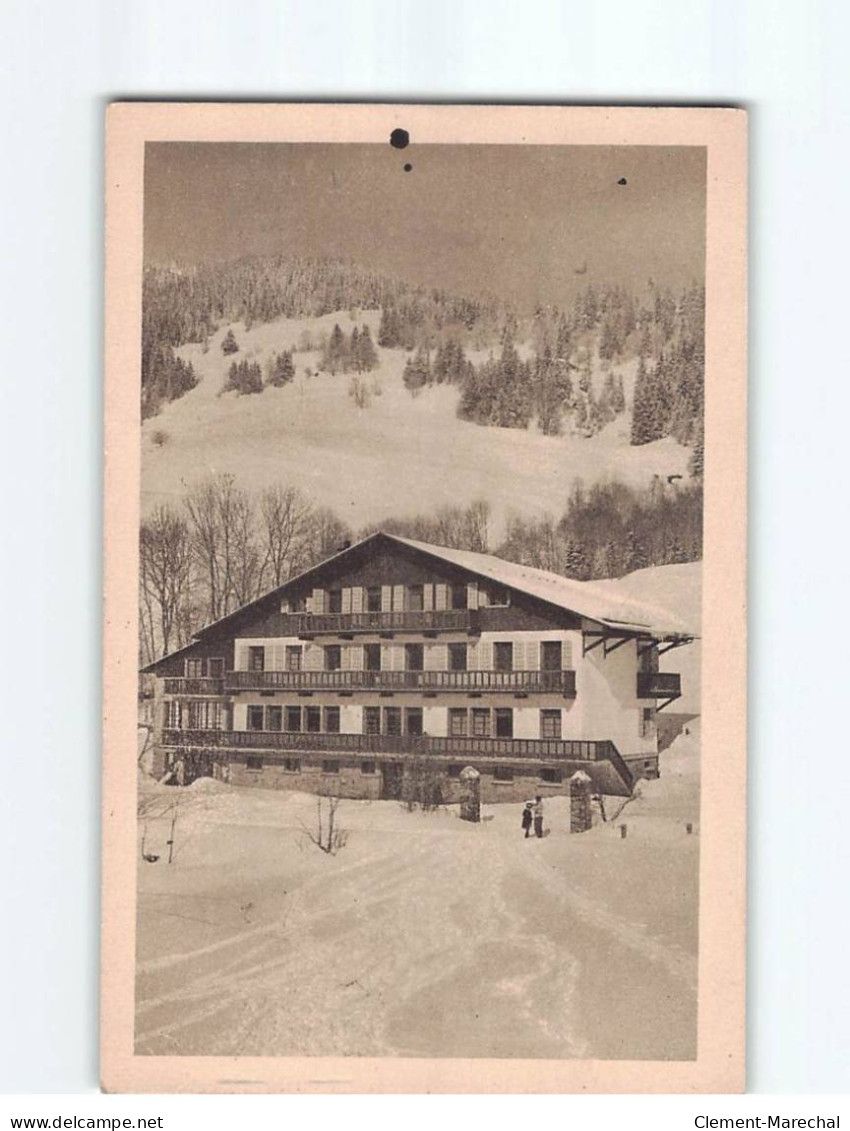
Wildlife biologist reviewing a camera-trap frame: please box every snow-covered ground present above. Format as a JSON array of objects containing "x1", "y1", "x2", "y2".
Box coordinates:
[
  {"x1": 135, "y1": 723, "x2": 700, "y2": 1061},
  {"x1": 141, "y1": 313, "x2": 690, "y2": 540}
]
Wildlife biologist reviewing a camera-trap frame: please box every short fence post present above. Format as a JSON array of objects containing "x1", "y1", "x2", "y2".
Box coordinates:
[
  {"x1": 459, "y1": 766, "x2": 481, "y2": 823},
  {"x1": 570, "y1": 770, "x2": 593, "y2": 834}
]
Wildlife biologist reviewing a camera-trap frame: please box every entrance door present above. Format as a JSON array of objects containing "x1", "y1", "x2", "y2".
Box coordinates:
[{"x1": 380, "y1": 761, "x2": 404, "y2": 800}]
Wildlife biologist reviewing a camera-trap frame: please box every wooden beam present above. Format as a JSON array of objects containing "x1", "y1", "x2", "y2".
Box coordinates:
[
  {"x1": 582, "y1": 632, "x2": 606, "y2": 656},
  {"x1": 655, "y1": 695, "x2": 680, "y2": 713},
  {"x1": 604, "y1": 635, "x2": 632, "y2": 657}
]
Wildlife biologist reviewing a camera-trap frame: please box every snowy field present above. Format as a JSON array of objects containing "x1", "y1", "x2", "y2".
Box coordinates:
[
  {"x1": 141, "y1": 313, "x2": 690, "y2": 539},
  {"x1": 135, "y1": 724, "x2": 700, "y2": 1061}
]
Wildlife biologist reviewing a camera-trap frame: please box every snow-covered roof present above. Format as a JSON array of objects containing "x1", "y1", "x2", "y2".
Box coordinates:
[
  {"x1": 388, "y1": 535, "x2": 695, "y2": 638},
  {"x1": 145, "y1": 530, "x2": 694, "y2": 672}
]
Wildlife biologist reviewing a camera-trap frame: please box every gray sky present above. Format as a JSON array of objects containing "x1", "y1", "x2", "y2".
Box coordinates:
[{"x1": 145, "y1": 143, "x2": 705, "y2": 311}]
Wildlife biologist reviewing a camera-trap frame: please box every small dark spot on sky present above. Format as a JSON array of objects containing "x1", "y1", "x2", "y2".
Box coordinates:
[
  {"x1": 618, "y1": 177, "x2": 628, "y2": 185},
  {"x1": 390, "y1": 128, "x2": 410, "y2": 149},
  {"x1": 403, "y1": 163, "x2": 413, "y2": 172}
]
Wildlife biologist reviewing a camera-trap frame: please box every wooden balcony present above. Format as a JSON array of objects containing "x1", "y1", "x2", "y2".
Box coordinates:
[
  {"x1": 160, "y1": 729, "x2": 633, "y2": 794},
  {"x1": 636, "y1": 672, "x2": 681, "y2": 700},
  {"x1": 163, "y1": 677, "x2": 226, "y2": 695},
  {"x1": 279, "y1": 608, "x2": 476, "y2": 635},
  {"x1": 224, "y1": 669, "x2": 576, "y2": 696}
]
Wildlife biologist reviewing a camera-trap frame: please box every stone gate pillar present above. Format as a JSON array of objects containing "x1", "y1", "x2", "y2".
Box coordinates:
[
  {"x1": 570, "y1": 770, "x2": 593, "y2": 834},
  {"x1": 459, "y1": 766, "x2": 481, "y2": 823}
]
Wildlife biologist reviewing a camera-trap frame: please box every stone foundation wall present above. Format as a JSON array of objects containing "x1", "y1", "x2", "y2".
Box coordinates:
[{"x1": 161, "y1": 747, "x2": 638, "y2": 802}]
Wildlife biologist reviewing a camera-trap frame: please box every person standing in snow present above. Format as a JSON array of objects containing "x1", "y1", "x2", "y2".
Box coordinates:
[
  {"x1": 521, "y1": 802, "x2": 533, "y2": 838},
  {"x1": 533, "y1": 795, "x2": 544, "y2": 838}
]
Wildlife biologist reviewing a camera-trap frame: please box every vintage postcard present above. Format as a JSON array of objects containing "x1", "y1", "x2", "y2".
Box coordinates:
[{"x1": 102, "y1": 103, "x2": 747, "y2": 1092}]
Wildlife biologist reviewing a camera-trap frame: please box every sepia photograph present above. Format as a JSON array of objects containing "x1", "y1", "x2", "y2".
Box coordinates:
[{"x1": 102, "y1": 104, "x2": 746, "y2": 1093}]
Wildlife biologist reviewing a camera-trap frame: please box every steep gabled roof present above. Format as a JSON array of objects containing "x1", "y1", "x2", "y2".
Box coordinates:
[{"x1": 143, "y1": 531, "x2": 694, "y2": 672}]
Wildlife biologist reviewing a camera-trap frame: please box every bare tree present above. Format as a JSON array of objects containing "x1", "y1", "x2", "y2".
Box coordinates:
[
  {"x1": 302, "y1": 506, "x2": 353, "y2": 564},
  {"x1": 185, "y1": 474, "x2": 262, "y2": 620},
  {"x1": 258, "y1": 485, "x2": 313, "y2": 588},
  {"x1": 301, "y1": 794, "x2": 349, "y2": 855},
  {"x1": 139, "y1": 505, "x2": 193, "y2": 662}
]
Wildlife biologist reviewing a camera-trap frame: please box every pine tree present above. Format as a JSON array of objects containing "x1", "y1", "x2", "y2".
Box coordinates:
[
  {"x1": 631, "y1": 355, "x2": 663, "y2": 445},
  {"x1": 378, "y1": 306, "x2": 397, "y2": 347},
  {"x1": 221, "y1": 329, "x2": 239, "y2": 355},
  {"x1": 322, "y1": 323, "x2": 348, "y2": 374},
  {"x1": 624, "y1": 529, "x2": 648, "y2": 572},
  {"x1": 555, "y1": 314, "x2": 572, "y2": 364},
  {"x1": 403, "y1": 346, "x2": 430, "y2": 394},
  {"x1": 356, "y1": 324, "x2": 379, "y2": 371},
  {"x1": 564, "y1": 541, "x2": 590, "y2": 580},
  {"x1": 612, "y1": 372, "x2": 626, "y2": 416},
  {"x1": 267, "y1": 350, "x2": 295, "y2": 387}
]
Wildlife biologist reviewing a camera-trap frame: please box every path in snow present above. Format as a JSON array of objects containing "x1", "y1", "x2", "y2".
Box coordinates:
[{"x1": 135, "y1": 746, "x2": 699, "y2": 1060}]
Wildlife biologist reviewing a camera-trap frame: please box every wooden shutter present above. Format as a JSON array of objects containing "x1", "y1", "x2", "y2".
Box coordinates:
[
  {"x1": 434, "y1": 584, "x2": 448, "y2": 610},
  {"x1": 423, "y1": 584, "x2": 434, "y2": 611},
  {"x1": 393, "y1": 584, "x2": 405, "y2": 611},
  {"x1": 312, "y1": 588, "x2": 325, "y2": 614},
  {"x1": 351, "y1": 586, "x2": 364, "y2": 613},
  {"x1": 466, "y1": 581, "x2": 478, "y2": 609},
  {"x1": 303, "y1": 644, "x2": 323, "y2": 672},
  {"x1": 341, "y1": 588, "x2": 353, "y2": 614},
  {"x1": 381, "y1": 585, "x2": 393, "y2": 612}
]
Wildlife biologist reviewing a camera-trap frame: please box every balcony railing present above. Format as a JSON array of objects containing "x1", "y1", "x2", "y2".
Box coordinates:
[
  {"x1": 279, "y1": 609, "x2": 476, "y2": 635},
  {"x1": 225, "y1": 669, "x2": 576, "y2": 696},
  {"x1": 164, "y1": 677, "x2": 226, "y2": 695},
  {"x1": 162, "y1": 728, "x2": 615, "y2": 764},
  {"x1": 636, "y1": 672, "x2": 682, "y2": 699},
  {"x1": 161, "y1": 729, "x2": 634, "y2": 794}
]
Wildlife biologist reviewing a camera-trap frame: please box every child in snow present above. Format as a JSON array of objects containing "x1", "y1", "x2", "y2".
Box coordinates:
[{"x1": 521, "y1": 802, "x2": 533, "y2": 838}]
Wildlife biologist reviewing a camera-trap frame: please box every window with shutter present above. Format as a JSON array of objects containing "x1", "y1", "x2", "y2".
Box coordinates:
[
  {"x1": 495, "y1": 708, "x2": 514, "y2": 738},
  {"x1": 471, "y1": 708, "x2": 491, "y2": 737},
  {"x1": 540, "y1": 709, "x2": 562, "y2": 739},
  {"x1": 384, "y1": 707, "x2": 402, "y2": 736},
  {"x1": 449, "y1": 708, "x2": 468, "y2": 737},
  {"x1": 325, "y1": 706, "x2": 341, "y2": 734}
]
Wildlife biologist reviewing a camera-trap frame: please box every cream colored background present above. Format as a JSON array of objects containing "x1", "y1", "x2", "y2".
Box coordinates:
[{"x1": 102, "y1": 104, "x2": 747, "y2": 1094}]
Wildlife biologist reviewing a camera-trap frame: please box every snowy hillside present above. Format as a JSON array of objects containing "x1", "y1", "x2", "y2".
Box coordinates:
[
  {"x1": 136, "y1": 721, "x2": 699, "y2": 1061},
  {"x1": 141, "y1": 313, "x2": 691, "y2": 540}
]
